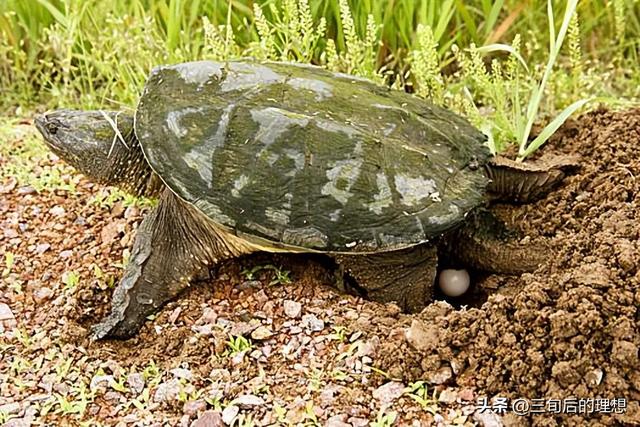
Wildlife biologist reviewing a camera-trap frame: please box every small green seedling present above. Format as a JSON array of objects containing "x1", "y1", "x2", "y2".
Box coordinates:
[
  {"x1": 61, "y1": 270, "x2": 80, "y2": 289},
  {"x1": 327, "y1": 325, "x2": 348, "y2": 342},
  {"x1": 405, "y1": 381, "x2": 438, "y2": 414},
  {"x1": 371, "y1": 409, "x2": 398, "y2": 427},
  {"x1": 241, "y1": 264, "x2": 291, "y2": 286},
  {"x1": 223, "y1": 335, "x2": 253, "y2": 356},
  {"x1": 3, "y1": 252, "x2": 15, "y2": 277}
]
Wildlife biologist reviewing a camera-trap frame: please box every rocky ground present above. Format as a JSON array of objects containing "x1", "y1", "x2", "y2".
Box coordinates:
[{"x1": 1, "y1": 109, "x2": 639, "y2": 426}]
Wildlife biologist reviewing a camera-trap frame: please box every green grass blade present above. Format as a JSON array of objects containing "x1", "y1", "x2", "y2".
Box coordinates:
[
  {"x1": 547, "y1": 0, "x2": 555, "y2": 52},
  {"x1": 475, "y1": 43, "x2": 529, "y2": 71},
  {"x1": 35, "y1": 0, "x2": 68, "y2": 28},
  {"x1": 483, "y1": 0, "x2": 504, "y2": 42},
  {"x1": 520, "y1": 97, "x2": 592, "y2": 160},
  {"x1": 520, "y1": 0, "x2": 580, "y2": 156}
]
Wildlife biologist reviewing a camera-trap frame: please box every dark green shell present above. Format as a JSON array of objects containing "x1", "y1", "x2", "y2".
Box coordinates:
[{"x1": 135, "y1": 60, "x2": 490, "y2": 252}]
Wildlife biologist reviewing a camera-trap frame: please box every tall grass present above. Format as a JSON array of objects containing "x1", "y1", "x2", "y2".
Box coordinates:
[{"x1": 1, "y1": 0, "x2": 639, "y2": 113}]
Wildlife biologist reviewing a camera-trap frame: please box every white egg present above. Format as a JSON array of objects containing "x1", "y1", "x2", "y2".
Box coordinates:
[{"x1": 438, "y1": 269, "x2": 470, "y2": 297}]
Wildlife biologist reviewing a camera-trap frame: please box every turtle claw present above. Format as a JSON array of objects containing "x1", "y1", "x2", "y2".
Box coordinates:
[{"x1": 486, "y1": 154, "x2": 579, "y2": 202}]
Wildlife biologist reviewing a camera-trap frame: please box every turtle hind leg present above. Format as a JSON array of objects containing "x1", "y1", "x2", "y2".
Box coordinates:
[
  {"x1": 91, "y1": 189, "x2": 254, "y2": 340},
  {"x1": 440, "y1": 209, "x2": 546, "y2": 274},
  {"x1": 332, "y1": 245, "x2": 437, "y2": 313}
]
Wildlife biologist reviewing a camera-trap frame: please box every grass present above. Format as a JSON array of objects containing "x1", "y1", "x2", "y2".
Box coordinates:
[
  {"x1": 1, "y1": 0, "x2": 639, "y2": 110},
  {"x1": 0, "y1": 1, "x2": 637, "y2": 161},
  {"x1": 0, "y1": 1, "x2": 636, "y2": 164}
]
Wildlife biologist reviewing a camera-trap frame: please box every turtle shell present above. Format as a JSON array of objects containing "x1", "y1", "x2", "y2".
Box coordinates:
[{"x1": 135, "y1": 60, "x2": 490, "y2": 253}]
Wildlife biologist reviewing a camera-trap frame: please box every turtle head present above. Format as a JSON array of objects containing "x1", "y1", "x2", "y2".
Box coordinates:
[{"x1": 35, "y1": 110, "x2": 159, "y2": 196}]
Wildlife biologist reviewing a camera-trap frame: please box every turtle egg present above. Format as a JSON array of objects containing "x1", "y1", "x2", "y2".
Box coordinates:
[{"x1": 438, "y1": 269, "x2": 470, "y2": 297}]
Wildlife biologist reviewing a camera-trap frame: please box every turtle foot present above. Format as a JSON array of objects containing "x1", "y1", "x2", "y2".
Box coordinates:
[{"x1": 486, "y1": 154, "x2": 579, "y2": 203}]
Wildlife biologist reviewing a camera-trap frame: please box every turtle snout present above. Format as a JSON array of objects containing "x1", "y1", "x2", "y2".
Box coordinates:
[{"x1": 34, "y1": 114, "x2": 48, "y2": 136}]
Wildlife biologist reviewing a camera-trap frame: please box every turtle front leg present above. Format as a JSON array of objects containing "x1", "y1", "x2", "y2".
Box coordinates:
[
  {"x1": 332, "y1": 245, "x2": 437, "y2": 313},
  {"x1": 91, "y1": 189, "x2": 254, "y2": 339}
]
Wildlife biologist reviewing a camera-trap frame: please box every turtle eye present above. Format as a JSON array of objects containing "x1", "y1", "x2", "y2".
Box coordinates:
[{"x1": 45, "y1": 122, "x2": 58, "y2": 135}]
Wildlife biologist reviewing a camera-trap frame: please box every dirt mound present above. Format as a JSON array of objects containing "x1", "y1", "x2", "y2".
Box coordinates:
[{"x1": 371, "y1": 109, "x2": 640, "y2": 425}]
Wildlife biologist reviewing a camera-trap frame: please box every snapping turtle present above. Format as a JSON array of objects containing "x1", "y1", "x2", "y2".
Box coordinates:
[{"x1": 35, "y1": 60, "x2": 572, "y2": 339}]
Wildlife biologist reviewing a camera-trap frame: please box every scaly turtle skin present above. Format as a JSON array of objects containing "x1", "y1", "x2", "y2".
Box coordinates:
[{"x1": 35, "y1": 60, "x2": 572, "y2": 339}]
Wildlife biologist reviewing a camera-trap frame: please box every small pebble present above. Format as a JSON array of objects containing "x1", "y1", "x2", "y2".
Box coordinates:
[
  {"x1": 59, "y1": 250, "x2": 73, "y2": 259},
  {"x1": 234, "y1": 394, "x2": 265, "y2": 407},
  {"x1": 183, "y1": 399, "x2": 207, "y2": 417},
  {"x1": 372, "y1": 381, "x2": 405, "y2": 404},
  {"x1": 301, "y1": 314, "x2": 324, "y2": 332},
  {"x1": 191, "y1": 410, "x2": 224, "y2": 427},
  {"x1": 251, "y1": 326, "x2": 274, "y2": 340},
  {"x1": 49, "y1": 206, "x2": 65, "y2": 217},
  {"x1": 221, "y1": 405, "x2": 239, "y2": 425},
  {"x1": 283, "y1": 300, "x2": 302, "y2": 318},
  {"x1": 127, "y1": 373, "x2": 145, "y2": 394}
]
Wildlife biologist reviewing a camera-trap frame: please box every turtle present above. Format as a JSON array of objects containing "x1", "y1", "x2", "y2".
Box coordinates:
[{"x1": 35, "y1": 60, "x2": 574, "y2": 339}]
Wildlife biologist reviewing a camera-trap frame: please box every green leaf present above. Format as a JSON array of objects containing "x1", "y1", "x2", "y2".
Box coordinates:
[
  {"x1": 475, "y1": 43, "x2": 529, "y2": 72},
  {"x1": 35, "y1": 0, "x2": 68, "y2": 29},
  {"x1": 519, "y1": 97, "x2": 592, "y2": 160}
]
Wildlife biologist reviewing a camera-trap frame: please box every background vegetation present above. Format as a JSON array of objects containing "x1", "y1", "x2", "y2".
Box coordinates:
[{"x1": 1, "y1": 0, "x2": 639, "y2": 155}]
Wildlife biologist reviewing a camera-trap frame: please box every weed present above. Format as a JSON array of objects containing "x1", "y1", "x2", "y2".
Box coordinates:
[
  {"x1": 370, "y1": 409, "x2": 398, "y2": 427},
  {"x1": 223, "y1": 335, "x2": 253, "y2": 356},
  {"x1": 91, "y1": 187, "x2": 155, "y2": 210},
  {"x1": 307, "y1": 367, "x2": 324, "y2": 391},
  {"x1": 302, "y1": 401, "x2": 321, "y2": 426},
  {"x1": 241, "y1": 264, "x2": 291, "y2": 286},
  {"x1": 2, "y1": 252, "x2": 14, "y2": 277},
  {"x1": 109, "y1": 376, "x2": 128, "y2": 393},
  {"x1": 410, "y1": 24, "x2": 445, "y2": 103},
  {"x1": 405, "y1": 381, "x2": 438, "y2": 414},
  {"x1": 142, "y1": 360, "x2": 162, "y2": 388},
  {"x1": 61, "y1": 270, "x2": 80, "y2": 290},
  {"x1": 273, "y1": 402, "x2": 289, "y2": 424},
  {"x1": 235, "y1": 413, "x2": 257, "y2": 427},
  {"x1": 327, "y1": 325, "x2": 348, "y2": 342}
]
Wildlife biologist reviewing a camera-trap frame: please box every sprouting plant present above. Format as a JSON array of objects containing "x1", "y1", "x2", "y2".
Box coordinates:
[
  {"x1": 268, "y1": 266, "x2": 291, "y2": 286},
  {"x1": 272, "y1": 402, "x2": 289, "y2": 424},
  {"x1": 370, "y1": 409, "x2": 397, "y2": 427},
  {"x1": 405, "y1": 381, "x2": 438, "y2": 414},
  {"x1": 61, "y1": 270, "x2": 80, "y2": 289},
  {"x1": 302, "y1": 401, "x2": 321, "y2": 426},
  {"x1": 327, "y1": 325, "x2": 348, "y2": 342},
  {"x1": 204, "y1": 395, "x2": 223, "y2": 411},
  {"x1": 330, "y1": 368, "x2": 349, "y2": 382},
  {"x1": 236, "y1": 413, "x2": 257, "y2": 427},
  {"x1": 142, "y1": 360, "x2": 162, "y2": 388},
  {"x1": 307, "y1": 367, "x2": 324, "y2": 391},
  {"x1": 241, "y1": 264, "x2": 291, "y2": 286},
  {"x1": 3, "y1": 252, "x2": 14, "y2": 277},
  {"x1": 55, "y1": 356, "x2": 74, "y2": 379},
  {"x1": 130, "y1": 388, "x2": 152, "y2": 411},
  {"x1": 109, "y1": 376, "x2": 128, "y2": 393},
  {"x1": 13, "y1": 328, "x2": 31, "y2": 348},
  {"x1": 224, "y1": 335, "x2": 253, "y2": 356}
]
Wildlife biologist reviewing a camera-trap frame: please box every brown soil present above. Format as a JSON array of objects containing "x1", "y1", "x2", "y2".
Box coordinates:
[{"x1": 1, "y1": 109, "x2": 639, "y2": 426}]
